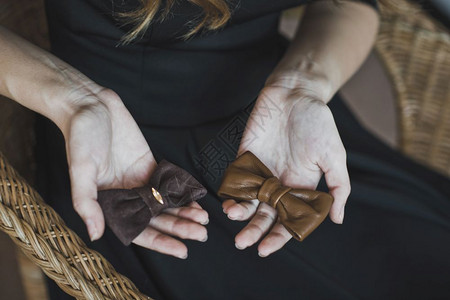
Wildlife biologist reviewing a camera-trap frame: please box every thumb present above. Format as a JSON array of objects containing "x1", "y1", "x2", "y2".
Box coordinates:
[
  {"x1": 69, "y1": 160, "x2": 105, "y2": 241},
  {"x1": 320, "y1": 149, "x2": 351, "y2": 224}
]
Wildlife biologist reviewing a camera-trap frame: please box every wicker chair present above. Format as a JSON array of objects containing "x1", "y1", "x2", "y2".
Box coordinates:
[
  {"x1": 376, "y1": 0, "x2": 450, "y2": 176},
  {"x1": 0, "y1": 0, "x2": 150, "y2": 299},
  {"x1": 0, "y1": 0, "x2": 448, "y2": 299}
]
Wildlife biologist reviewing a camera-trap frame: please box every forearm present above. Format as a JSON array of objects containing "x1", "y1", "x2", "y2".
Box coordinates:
[
  {"x1": 0, "y1": 26, "x2": 103, "y2": 135},
  {"x1": 268, "y1": 0, "x2": 379, "y2": 102}
]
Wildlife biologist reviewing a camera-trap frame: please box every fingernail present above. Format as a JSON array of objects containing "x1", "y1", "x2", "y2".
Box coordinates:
[
  {"x1": 201, "y1": 219, "x2": 209, "y2": 225},
  {"x1": 235, "y1": 243, "x2": 245, "y2": 250},
  {"x1": 179, "y1": 253, "x2": 188, "y2": 259},
  {"x1": 228, "y1": 212, "x2": 241, "y2": 220},
  {"x1": 201, "y1": 235, "x2": 208, "y2": 242},
  {"x1": 86, "y1": 219, "x2": 98, "y2": 241},
  {"x1": 258, "y1": 252, "x2": 268, "y2": 258}
]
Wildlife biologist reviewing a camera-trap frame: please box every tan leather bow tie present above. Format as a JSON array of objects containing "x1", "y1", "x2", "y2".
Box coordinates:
[{"x1": 217, "y1": 151, "x2": 333, "y2": 241}]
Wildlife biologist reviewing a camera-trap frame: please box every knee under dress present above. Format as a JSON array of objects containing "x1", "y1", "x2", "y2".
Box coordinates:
[{"x1": 36, "y1": 0, "x2": 450, "y2": 299}]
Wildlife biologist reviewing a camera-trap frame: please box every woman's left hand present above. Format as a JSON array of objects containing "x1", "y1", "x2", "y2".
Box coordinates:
[{"x1": 222, "y1": 73, "x2": 350, "y2": 257}]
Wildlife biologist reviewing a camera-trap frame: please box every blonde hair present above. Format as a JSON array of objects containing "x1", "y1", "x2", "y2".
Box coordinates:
[
  {"x1": 118, "y1": 0, "x2": 231, "y2": 44},
  {"x1": 119, "y1": 0, "x2": 390, "y2": 44}
]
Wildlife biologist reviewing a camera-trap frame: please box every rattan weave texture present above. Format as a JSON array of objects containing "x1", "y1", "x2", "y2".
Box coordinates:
[
  {"x1": 0, "y1": 153, "x2": 151, "y2": 300},
  {"x1": 376, "y1": 0, "x2": 450, "y2": 176}
]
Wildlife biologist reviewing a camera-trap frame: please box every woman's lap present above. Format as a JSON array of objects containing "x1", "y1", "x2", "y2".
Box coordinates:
[{"x1": 36, "y1": 93, "x2": 450, "y2": 300}]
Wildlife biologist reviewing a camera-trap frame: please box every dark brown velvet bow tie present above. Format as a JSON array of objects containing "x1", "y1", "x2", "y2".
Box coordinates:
[
  {"x1": 97, "y1": 160, "x2": 207, "y2": 245},
  {"x1": 217, "y1": 151, "x2": 333, "y2": 241}
]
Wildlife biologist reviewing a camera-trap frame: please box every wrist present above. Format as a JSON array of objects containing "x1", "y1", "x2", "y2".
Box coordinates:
[
  {"x1": 266, "y1": 56, "x2": 338, "y2": 103},
  {"x1": 40, "y1": 57, "x2": 110, "y2": 137},
  {"x1": 0, "y1": 27, "x2": 117, "y2": 139}
]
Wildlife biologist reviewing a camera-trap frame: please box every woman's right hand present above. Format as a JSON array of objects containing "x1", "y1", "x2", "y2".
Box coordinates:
[
  {"x1": 63, "y1": 87, "x2": 209, "y2": 259},
  {"x1": 0, "y1": 26, "x2": 207, "y2": 258}
]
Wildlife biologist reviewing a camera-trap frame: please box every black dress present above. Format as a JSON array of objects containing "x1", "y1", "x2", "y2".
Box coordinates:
[{"x1": 36, "y1": 0, "x2": 450, "y2": 299}]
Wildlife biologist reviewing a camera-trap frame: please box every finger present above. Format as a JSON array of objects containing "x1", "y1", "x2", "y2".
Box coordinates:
[
  {"x1": 257, "y1": 222, "x2": 292, "y2": 257},
  {"x1": 234, "y1": 202, "x2": 277, "y2": 250},
  {"x1": 133, "y1": 226, "x2": 188, "y2": 259},
  {"x1": 321, "y1": 148, "x2": 351, "y2": 224},
  {"x1": 187, "y1": 201, "x2": 210, "y2": 224},
  {"x1": 69, "y1": 161, "x2": 105, "y2": 241},
  {"x1": 221, "y1": 199, "x2": 237, "y2": 212},
  {"x1": 187, "y1": 201, "x2": 202, "y2": 209},
  {"x1": 149, "y1": 213, "x2": 208, "y2": 242},
  {"x1": 222, "y1": 199, "x2": 259, "y2": 220},
  {"x1": 163, "y1": 205, "x2": 209, "y2": 225}
]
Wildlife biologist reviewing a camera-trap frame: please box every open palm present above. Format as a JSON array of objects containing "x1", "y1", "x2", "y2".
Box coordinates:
[
  {"x1": 222, "y1": 85, "x2": 350, "y2": 257},
  {"x1": 66, "y1": 89, "x2": 208, "y2": 259}
]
